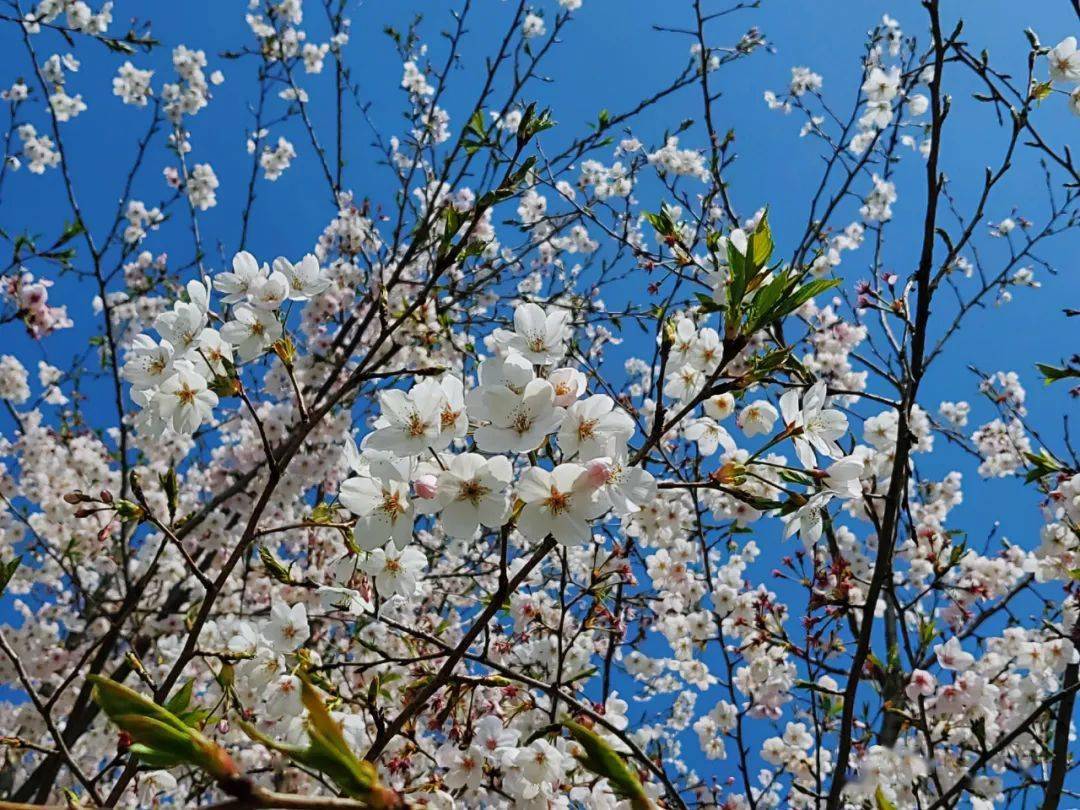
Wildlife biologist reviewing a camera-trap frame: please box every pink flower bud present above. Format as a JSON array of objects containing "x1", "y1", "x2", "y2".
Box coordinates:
[
  {"x1": 582, "y1": 458, "x2": 613, "y2": 490},
  {"x1": 413, "y1": 473, "x2": 438, "y2": 500}
]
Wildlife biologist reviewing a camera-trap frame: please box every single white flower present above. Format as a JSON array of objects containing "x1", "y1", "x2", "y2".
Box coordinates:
[
  {"x1": 737, "y1": 399, "x2": 779, "y2": 437},
  {"x1": 514, "y1": 739, "x2": 564, "y2": 784},
  {"x1": 684, "y1": 417, "x2": 737, "y2": 456},
  {"x1": 703, "y1": 391, "x2": 736, "y2": 421},
  {"x1": 779, "y1": 381, "x2": 848, "y2": 468},
  {"x1": 220, "y1": 304, "x2": 283, "y2": 361},
  {"x1": 557, "y1": 394, "x2": 635, "y2": 460},
  {"x1": 822, "y1": 456, "x2": 863, "y2": 499},
  {"x1": 474, "y1": 378, "x2": 564, "y2": 453},
  {"x1": 123, "y1": 334, "x2": 175, "y2": 389},
  {"x1": 517, "y1": 463, "x2": 609, "y2": 546},
  {"x1": 492, "y1": 302, "x2": 570, "y2": 365},
  {"x1": 194, "y1": 327, "x2": 233, "y2": 377},
  {"x1": 935, "y1": 637, "x2": 975, "y2": 672},
  {"x1": 468, "y1": 354, "x2": 536, "y2": 416},
  {"x1": 663, "y1": 364, "x2": 705, "y2": 404},
  {"x1": 339, "y1": 457, "x2": 415, "y2": 550},
  {"x1": 274, "y1": 253, "x2": 330, "y2": 300},
  {"x1": 248, "y1": 269, "x2": 290, "y2": 310},
  {"x1": 432, "y1": 453, "x2": 513, "y2": 538},
  {"x1": 583, "y1": 456, "x2": 655, "y2": 516},
  {"x1": 548, "y1": 367, "x2": 587, "y2": 407},
  {"x1": 472, "y1": 715, "x2": 521, "y2": 765},
  {"x1": 155, "y1": 365, "x2": 217, "y2": 433},
  {"x1": 216, "y1": 251, "x2": 266, "y2": 304},
  {"x1": 1049, "y1": 37, "x2": 1080, "y2": 83},
  {"x1": 265, "y1": 674, "x2": 303, "y2": 717},
  {"x1": 361, "y1": 545, "x2": 426, "y2": 598},
  {"x1": 781, "y1": 493, "x2": 831, "y2": 547},
  {"x1": 366, "y1": 382, "x2": 445, "y2": 456},
  {"x1": 263, "y1": 600, "x2": 310, "y2": 652},
  {"x1": 861, "y1": 65, "x2": 901, "y2": 101},
  {"x1": 154, "y1": 300, "x2": 206, "y2": 354}
]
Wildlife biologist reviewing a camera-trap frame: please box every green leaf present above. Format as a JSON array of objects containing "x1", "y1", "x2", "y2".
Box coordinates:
[
  {"x1": 775, "y1": 278, "x2": 841, "y2": 318},
  {"x1": 164, "y1": 679, "x2": 194, "y2": 716},
  {"x1": 746, "y1": 268, "x2": 791, "y2": 331},
  {"x1": 259, "y1": 546, "x2": 295, "y2": 586},
  {"x1": 1035, "y1": 362, "x2": 1079, "y2": 385},
  {"x1": 725, "y1": 238, "x2": 748, "y2": 311},
  {"x1": 694, "y1": 292, "x2": 724, "y2": 314},
  {"x1": 643, "y1": 208, "x2": 675, "y2": 239},
  {"x1": 1023, "y1": 447, "x2": 1065, "y2": 483},
  {"x1": 466, "y1": 108, "x2": 487, "y2": 139},
  {"x1": 1030, "y1": 80, "x2": 1053, "y2": 103},
  {"x1": 561, "y1": 719, "x2": 652, "y2": 810},
  {"x1": 0, "y1": 556, "x2": 21, "y2": 597},
  {"x1": 875, "y1": 786, "x2": 898, "y2": 810},
  {"x1": 240, "y1": 678, "x2": 400, "y2": 807},
  {"x1": 748, "y1": 211, "x2": 773, "y2": 270},
  {"x1": 57, "y1": 220, "x2": 86, "y2": 246},
  {"x1": 89, "y1": 676, "x2": 237, "y2": 781}
]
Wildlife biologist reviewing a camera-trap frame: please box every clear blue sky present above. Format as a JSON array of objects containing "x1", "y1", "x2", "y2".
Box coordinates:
[
  {"x1": 5, "y1": 0, "x2": 1073, "y2": 557},
  {"x1": 2, "y1": 0, "x2": 1078, "y2": 795}
]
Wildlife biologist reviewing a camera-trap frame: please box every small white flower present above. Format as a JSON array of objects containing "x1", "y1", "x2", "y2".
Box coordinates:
[
  {"x1": 263, "y1": 600, "x2": 310, "y2": 652},
  {"x1": 492, "y1": 302, "x2": 570, "y2": 365},
  {"x1": 516, "y1": 463, "x2": 609, "y2": 546},
  {"x1": 366, "y1": 383, "x2": 445, "y2": 456},
  {"x1": 474, "y1": 378, "x2": 564, "y2": 453},
  {"x1": 266, "y1": 674, "x2": 303, "y2": 717},
  {"x1": 216, "y1": 251, "x2": 267, "y2": 304},
  {"x1": 155, "y1": 365, "x2": 217, "y2": 433},
  {"x1": 274, "y1": 253, "x2": 330, "y2": 300},
  {"x1": 935, "y1": 637, "x2": 975, "y2": 672},
  {"x1": 779, "y1": 381, "x2": 848, "y2": 468},
  {"x1": 1049, "y1": 36, "x2": 1080, "y2": 83},
  {"x1": 361, "y1": 545, "x2": 426, "y2": 598},
  {"x1": 220, "y1": 304, "x2": 282, "y2": 361},
  {"x1": 431, "y1": 453, "x2": 513, "y2": 538},
  {"x1": 737, "y1": 399, "x2": 779, "y2": 437},
  {"x1": 339, "y1": 450, "x2": 415, "y2": 550},
  {"x1": 557, "y1": 394, "x2": 635, "y2": 461}
]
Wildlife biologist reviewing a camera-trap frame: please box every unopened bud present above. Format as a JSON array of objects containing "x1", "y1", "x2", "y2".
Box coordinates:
[
  {"x1": 272, "y1": 336, "x2": 296, "y2": 366},
  {"x1": 582, "y1": 458, "x2": 613, "y2": 490},
  {"x1": 413, "y1": 474, "x2": 438, "y2": 501},
  {"x1": 114, "y1": 500, "x2": 145, "y2": 522},
  {"x1": 210, "y1": 375, "x2": 242, "y2": 398}
]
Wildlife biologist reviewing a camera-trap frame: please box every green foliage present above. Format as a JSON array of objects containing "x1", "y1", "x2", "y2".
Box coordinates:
[
  {"x1": 0, "y1": 556, "x2": 20, "y2": 597},
  {"x1": 259, "y1": 545, "x2": 294, "y2": 585},
  {"x1": 560, "y1": 718, "x2": 653, "y2": 810},
  {"x1": 1035, "y1": 362, "x2": 1080, "y2": 385},
  {"x1": 89, "y1": 675, "x2": 237, "y2": 781},
  {"x1": 238, "y1": 677, "x2": 401, "y2": 808},
  {"x1": 1023, "y1": 447, "x2": 1065, "y2": 483}
]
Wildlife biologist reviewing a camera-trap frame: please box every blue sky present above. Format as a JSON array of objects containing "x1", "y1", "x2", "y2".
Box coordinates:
[
  {"x1": 2, "y1": 0, "x2": 1078, "y2": 797},
  {"x1": 5, "y1": 0, "x2": 1073, "y2": 550}
]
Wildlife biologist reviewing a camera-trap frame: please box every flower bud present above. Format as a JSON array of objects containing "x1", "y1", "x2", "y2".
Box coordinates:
[
  {"x1": 413, "y1": 474, "x2": 438, "y2": 500},
  {"x1": 272, "y1": 336, "x2": 296, "y2": 366},
  {"x1": 582, "y1": 458, "x2": 613, "y2": 490}
]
